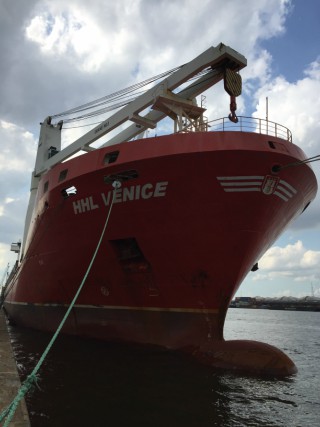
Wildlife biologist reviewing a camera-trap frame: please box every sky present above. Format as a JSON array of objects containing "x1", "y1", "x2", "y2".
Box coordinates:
[{"x1": 0, "y1": 0, "x2": 319, "y2": 298}]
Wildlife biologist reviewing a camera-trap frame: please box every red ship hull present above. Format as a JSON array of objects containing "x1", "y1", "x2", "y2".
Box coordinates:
[{"x1": 4, "y1": 130, "x2": 317, "y2": 375}]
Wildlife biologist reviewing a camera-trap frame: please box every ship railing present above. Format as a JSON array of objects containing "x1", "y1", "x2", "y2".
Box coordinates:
[{"x1": 208, "y1": 116, "x2": 292, "y2": 143}]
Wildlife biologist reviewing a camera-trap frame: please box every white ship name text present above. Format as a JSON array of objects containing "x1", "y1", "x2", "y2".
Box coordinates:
[{"x1": 72, "y1": 181, "x2": 168, "y2": 214}]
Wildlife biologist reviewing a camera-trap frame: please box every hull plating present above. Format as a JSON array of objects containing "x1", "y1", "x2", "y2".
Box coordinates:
[{"x1": 4, "y1": 131, "x2": 317, "y2": 375}]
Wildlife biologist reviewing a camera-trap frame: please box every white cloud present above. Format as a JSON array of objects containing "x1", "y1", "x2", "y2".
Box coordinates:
[
  {"x1": 254, "y1": 58, "x2": 320, "y2": 153},
  {"x1": 25, "y1": 10, "x2": 109, "y2": 72},
  {"x1": 24, "y1": 1, "x2": 142, "y2": 73},
  {"x1": 0, "y1": 198, "x2": 15, "y2": 217},
  {"x1": 255, "y1": 240, "x2": 320, "y2": 282},
  {"x1": 0, "y1": 0, "x2": 293, "y2": 131},
  {"x1": 0, "y1": 120, "x2": 36, "y2": 172},
  {"x1": 0, "y1": 120, "x2": 34, "y2": 251},
  {"x1": 22, "y1": 0, "x2": 291, "y2": 77}
]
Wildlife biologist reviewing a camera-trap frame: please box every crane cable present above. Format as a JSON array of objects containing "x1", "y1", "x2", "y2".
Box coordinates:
[
  {"x1": 50, "y1": 65, "x2": 184, "y2": 120},
  {"x1": 50, "y1": 67, "x2": 213, "y2": 128}
]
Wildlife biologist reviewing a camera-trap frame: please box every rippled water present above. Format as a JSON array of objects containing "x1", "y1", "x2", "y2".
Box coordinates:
[{"x1": 8, "y1": 308, "x2": 320, "y2": 426}]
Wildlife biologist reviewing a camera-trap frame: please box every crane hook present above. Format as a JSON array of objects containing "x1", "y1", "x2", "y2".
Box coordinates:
[{"x1": 228, "y1": 95, "x2": 238, "y2": 123}]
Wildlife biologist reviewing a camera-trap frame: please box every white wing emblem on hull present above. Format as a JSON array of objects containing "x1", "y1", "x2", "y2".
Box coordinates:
[{"x1": 216, "y1": 175, "x2": 297, "y2": 202}]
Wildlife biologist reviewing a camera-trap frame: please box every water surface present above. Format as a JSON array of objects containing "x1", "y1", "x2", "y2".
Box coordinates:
[{"x1": 9, "y1": 308, "x2": 320, "y2": 426}]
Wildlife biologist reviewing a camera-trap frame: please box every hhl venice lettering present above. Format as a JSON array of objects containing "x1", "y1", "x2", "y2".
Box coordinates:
[{"x1": 72, "y1": 181, "x2": 168, "y2": 214}]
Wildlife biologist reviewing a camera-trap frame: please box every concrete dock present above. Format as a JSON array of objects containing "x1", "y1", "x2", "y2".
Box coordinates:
[{"x1": 0, "y1": 309, "x2": 30, "y2": 426}]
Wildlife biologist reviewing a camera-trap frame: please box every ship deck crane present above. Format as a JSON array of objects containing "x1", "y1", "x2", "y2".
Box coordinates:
[
  {"x1": 35, "y1": 43, "x2": 246, "y2": 177},
  {"x1": 20, "y1": 43, "x2": 246, "y2": 258}
]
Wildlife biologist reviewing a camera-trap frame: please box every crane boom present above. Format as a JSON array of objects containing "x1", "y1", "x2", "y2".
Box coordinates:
[{"x1": 35, "y1": 43, "x2": 246, "y2": 176}]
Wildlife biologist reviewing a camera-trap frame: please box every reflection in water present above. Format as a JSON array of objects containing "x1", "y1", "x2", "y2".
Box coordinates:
[
  {"x1": 8, "y1": 308, "x2": 320, "y2": 426},
  {"x1": 11, "y1": 328, "x2": 232, "y2": 426}
]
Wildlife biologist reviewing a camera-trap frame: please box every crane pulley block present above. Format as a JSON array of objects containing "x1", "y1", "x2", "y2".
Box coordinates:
[{"x1": 224, "y1": 68, "x2": 242, "y2": 97}]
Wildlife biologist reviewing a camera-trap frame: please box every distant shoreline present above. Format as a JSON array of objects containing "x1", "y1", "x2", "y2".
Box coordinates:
[{"x1": 230, "y1": 296, "x2": 320, "y2": 312}]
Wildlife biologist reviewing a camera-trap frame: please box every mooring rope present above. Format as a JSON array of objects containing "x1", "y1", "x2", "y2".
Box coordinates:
[
  {"x1": 273, "y1": 154, "x2": 320, "y2": 172},
  {"x1": 0, "y1": 181, "x2": 121, "y2": 426}
]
